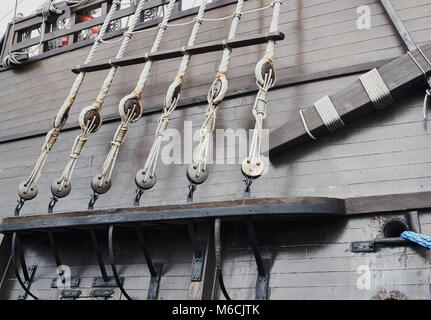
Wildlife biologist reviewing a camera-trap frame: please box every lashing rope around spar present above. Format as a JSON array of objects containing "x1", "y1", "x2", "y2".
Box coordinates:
[
  {"x1": 407, "y1": 49, "x2": 431, "y2": 119},
  {"x1": 359, "y1": 68, "x2": 393, "y2": 110},
  {"x1": 401, "y1": 231, "x2": 431, "y2": 249},
  {"x1": 16, "y1": 0, "x2": 122, "y2": 207}
]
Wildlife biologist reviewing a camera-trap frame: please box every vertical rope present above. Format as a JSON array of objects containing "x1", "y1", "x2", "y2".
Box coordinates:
[
  {"x1": 51, "y1": 0, "x2": 152, "y2": 198},
  {"x1": 136, "y1": 0, "x2": 210, "y2": 189},
  {"x1": 188, "y1": 0, "x2": 245, "y2": 184},
  {"x1": 17, "y1": 0, "x2": 123, "y2": 201},
  {"x1": 242, "y1": 0, "x2": 282, "y2": 179}
]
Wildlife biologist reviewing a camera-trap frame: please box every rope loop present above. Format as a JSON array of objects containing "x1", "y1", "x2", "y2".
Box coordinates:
[{"x1": 314, "y1": 95, "x2": 345, "y2": 132}]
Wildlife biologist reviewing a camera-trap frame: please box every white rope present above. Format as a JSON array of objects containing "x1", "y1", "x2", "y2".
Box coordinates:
[
  {"x1": 139, "y1": 0, "x2": 211, "y2": 185},
  {"x1": 359, "y1": 68, "x2": 393, "y2": 110},
  {"x1": 241, "y1": 0, "x2": 282, "y2": 177},
  {"x1": 314, "y1": 95, "x2": 345, "y2": 132},
  {"x1": 299, "y1": 109, "x2": 316, "y2": 140},
  {"x1": 190, "y1": 0, "x2": 245, "y2": 177},
  {"x1": 18, "y1": 0, "x2": 122, "y2": 198},
  {"x1": 53, "y1": 0, "x2": 151, "y2": 191},
  {"x1": 94, "y1": 0, "x2": 178, "y2": 187},
  {"x1": 407, "y1": 50, "x2": 431, "y2": 119}
]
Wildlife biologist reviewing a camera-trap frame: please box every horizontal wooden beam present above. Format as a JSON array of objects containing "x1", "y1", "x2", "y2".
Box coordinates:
[
  {"x1": 268, "y1": 43, "x2": 431, "y2": 155},
  {"x1": 0, "y1": 197, "x2": 345, "y2": 233},
  {"x1": 72, "y1": 32, "x2": 285, "y2": 74}
]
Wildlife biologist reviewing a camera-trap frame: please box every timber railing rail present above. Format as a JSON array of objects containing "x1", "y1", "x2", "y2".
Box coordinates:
[{"x1": 0, "y1": 0, "x2": 241, "y2": 72}]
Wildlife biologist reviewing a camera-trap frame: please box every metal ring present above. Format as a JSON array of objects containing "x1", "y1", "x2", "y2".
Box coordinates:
[
  {"x1": 108, "y1": 224, "x2": 134, "y2": 300},
  {"x1": 12, "y1": 232, "x2": 38, "y2": 300}
]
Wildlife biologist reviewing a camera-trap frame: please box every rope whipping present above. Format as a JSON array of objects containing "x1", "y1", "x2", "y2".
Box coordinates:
[
  {"x1": 133, "y1": 0, "x2": 212, "y2": 205},
  {"x1": 407, "y1": 49, "x2": 431, "y2": 119},
  {"x1": 359, "y1": 68, "x2": 393, "y2": 110},
  {"x1": 184, "y1": 0, "x2": 245, "y2": 199},
  {"x1": 49, "y1": 0, "x2": 151, "y2": 204},
  {"x1": 401, "y1": 231, "x2": 431, "y2": 249},
  {"x1": 240, "y1": 0, "x2": 282, "y2": 184},
  {"x1": 16, "y1": 0, "x2": 122, "y2": 206}
]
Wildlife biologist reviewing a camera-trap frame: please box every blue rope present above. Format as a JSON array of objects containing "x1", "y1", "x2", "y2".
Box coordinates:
[{"x1": 401, "y1": 231, "x2": 431, "y2": 249}]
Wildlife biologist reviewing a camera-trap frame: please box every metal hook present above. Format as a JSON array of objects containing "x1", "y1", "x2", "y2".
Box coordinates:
[
  {"x1": 88, "y1": 191, "x2": 99, "y2": 210},
  {"x1": 48, "y1": 195, "x2": 58, "y2": 213},
  {"x1": 187, "y1": 181, "x2": 197, "y2": 203},
  {"x1": 14, "y1": 198, "x2": 26, "y2": 216},
  {"x1": 134, "y1": 188, "x2": 144, "y2": 206}
]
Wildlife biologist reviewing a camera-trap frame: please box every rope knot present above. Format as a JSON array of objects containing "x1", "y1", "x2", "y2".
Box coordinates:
[{"x1": 194, "y1": 17, "x2": 203, "y2": 24}]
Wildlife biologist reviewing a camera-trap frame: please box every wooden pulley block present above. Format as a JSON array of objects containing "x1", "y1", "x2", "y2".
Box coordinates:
[
  {"x1": 255, "y1": 58, "x2": 276, "y2": 87},
  {"x1": 187, "y1": 164, "x2": 209, "y2": 184},
  {"x1": 17, "y1": 182, "x2": 38, "y2": 200},
  {"x1": 91, "y1": 175, "x2": 112, "y2": 194},
  {"x1": 208, "y1": 74, "x2": 228, "y2": 105},
  {"x1": 51, "y1": 179, "x2": 72, "y2": 198},
  {"x1": 241, "y1": 157, "x2": 264, "y2": 178},
  {"x1": 79, "y1": 106, "x2": 101, "y2": 132},
  {"x1": 135, "y1": 170, "x2": 157, "y2": 190},
  {"x1": 120, "y1": 97, "x2": 142, "y2": 122}
]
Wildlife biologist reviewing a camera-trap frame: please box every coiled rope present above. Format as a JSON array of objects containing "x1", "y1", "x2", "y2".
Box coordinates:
[
  {"x1": 240, "y1": 0, "x2": 282, "y2": 184},
  {"x1": 49, "y1": 0, "x2": 151, "y2": 204},
  {"x1": 16, "y1": 0, "x2": 123, "y2": 206},
  {"x1": 401, "y1": 231, "x2": 431, "y2": 249},
  {"x1": 407, "y1": 49, "x2": 431, "y2": 119},
  {"x1": 132, "y1": 0, "x2": 212, "y2": 205},
  {"x1": 88, "y1": 0, "x2": 178, "y2": 203},
  {"x1": 185, "y1": 0, "x2": 246, "y2": 196}
]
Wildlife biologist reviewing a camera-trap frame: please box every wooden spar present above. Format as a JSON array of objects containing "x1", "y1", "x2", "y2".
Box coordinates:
[
  {"x1": 71, "y1": 32, "x2": 285, "y2": 74},
  {"x1": 268, "y1": 43, "x2": 431, "y2": 155},
  {"x1": 380, "y1": 0, "x2": 431, "y2": 89}
]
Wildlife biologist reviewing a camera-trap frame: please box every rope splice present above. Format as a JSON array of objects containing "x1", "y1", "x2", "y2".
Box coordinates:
[{"x1": 240, "y1": 0, "x2": 282, "y2": 198}]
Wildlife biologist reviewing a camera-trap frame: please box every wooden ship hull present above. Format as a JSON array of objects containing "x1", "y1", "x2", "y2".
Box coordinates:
[{"x1": 0, "y1": 0, "x2": 430, "y2": 300}]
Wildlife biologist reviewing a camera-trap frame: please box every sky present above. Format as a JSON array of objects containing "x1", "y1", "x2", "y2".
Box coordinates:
[{"x1": 0, "y1": 0, "x2": 48, "y2": 37}]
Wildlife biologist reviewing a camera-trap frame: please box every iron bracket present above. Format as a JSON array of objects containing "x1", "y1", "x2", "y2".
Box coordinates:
[
  {"x1": 351, "y1": 241, "x2": 375, "y2": 252},
  {"x1": 92, "y1": 276, "x2": 122, "y2": 287},
  {"x1": 60, "y1": 289, "x2": 81, "y2": 300},
  {"x1": 256, "y1": 259, "x2": 271, "y2": 300},
  {"x1": 147, "y1": 263, "x2": 163, "y2": 300},
  {"x1": 190, "y1": 241, "x2": 207, "y2": 282},
  {"x1": 187, "y1": 223, "x2": 206, "y2": 282},
  {"x1": 17, "y1": 265, "x2": 37, "y2": 300},
  {"x1": 51, "y1": 276, "x2": 80, "y2": 288},
  {"x1": 91, "y1": 289, "x2": 114, "y2": 300}
]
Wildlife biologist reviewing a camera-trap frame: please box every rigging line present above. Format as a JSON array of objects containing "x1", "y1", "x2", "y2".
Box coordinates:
[
  {"x1": 88, "y1": 0, "x2": 178, "y2": 207},
  {"x1": 133, "y1": 0, "x2": 210, "y2": 200},
  {"x1": 240, "y1": 0, "x2": 282, "y2": 196},
  {"x1": 185, "y1": 0, "x2": 245, "y2": 201},
  {"x1": 15, "y1": 1, "x2": 123, "y2": 210},
  {"x1": 48, "y1": 0, "x2": 152, "y2": 208}
]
